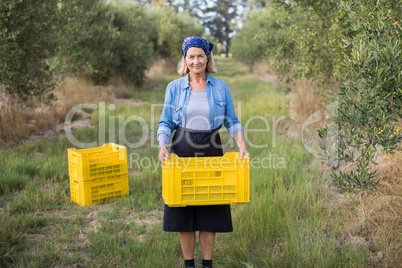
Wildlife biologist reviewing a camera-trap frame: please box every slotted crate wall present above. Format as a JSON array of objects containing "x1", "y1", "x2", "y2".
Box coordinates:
[
  {"x1": 70, "y1": 174, "x2": 129, "y2": 206},
  {"x1": 162, "y1": 152, "x2": 249, "y2": 207}
]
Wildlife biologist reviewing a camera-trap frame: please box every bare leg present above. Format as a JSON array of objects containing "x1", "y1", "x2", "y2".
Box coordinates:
[
  {"x1": 199, "y1": 231, "x2": 215, "y2": 260},
  {"x1": 179, "y1": 232, "x2": 196, "y2": 260}
]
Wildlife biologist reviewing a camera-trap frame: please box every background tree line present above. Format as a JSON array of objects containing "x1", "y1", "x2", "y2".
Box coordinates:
[
  {"x1": 0, "y1": 0, "x2": 249, "y2": 102},
  {"x1": 0, "y1": 0, "x2": 205, "y2": 101}
]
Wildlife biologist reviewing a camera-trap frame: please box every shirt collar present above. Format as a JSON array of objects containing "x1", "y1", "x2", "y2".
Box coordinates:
[
  {"x1": 183, "y1": 73, "x2": 214, "y2": 89},
  {"x1": 207, "y1": 74, "x2": 215, "y2": 85}
]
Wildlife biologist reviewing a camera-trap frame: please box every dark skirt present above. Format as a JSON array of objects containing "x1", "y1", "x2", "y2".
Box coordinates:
[{"x1": 163, "y1": 126, "x2": 233, "y2": 233}]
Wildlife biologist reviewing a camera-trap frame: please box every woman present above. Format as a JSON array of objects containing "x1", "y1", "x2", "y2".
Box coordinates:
[{"x1": 157, "y1": 36, "x2": 249, "y2": 268}]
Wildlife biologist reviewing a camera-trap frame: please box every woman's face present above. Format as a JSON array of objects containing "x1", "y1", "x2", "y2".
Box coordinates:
[{"x1": 185, "y1": 47, "x2": 208, "y2": 76}]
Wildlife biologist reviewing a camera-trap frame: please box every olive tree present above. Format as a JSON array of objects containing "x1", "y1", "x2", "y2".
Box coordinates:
[
  {"x1": 318, "y1": 0, "x2": 401, "y2": 193},
  {"x1": 0, "y1": 0, "x2": 60, "y2": 101}
]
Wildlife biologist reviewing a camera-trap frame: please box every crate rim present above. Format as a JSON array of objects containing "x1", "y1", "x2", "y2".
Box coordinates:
[
  {"x1": 163, "y1": 152, "x2": 249, "y2": 162},
  {"x1": 68, "y1": 143, "x2": 126, "y2": 154}
]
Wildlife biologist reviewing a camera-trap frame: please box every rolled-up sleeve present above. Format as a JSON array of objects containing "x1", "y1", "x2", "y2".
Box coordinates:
[
  {"x1": 157, "y1": 84, "x2": 175, "y2": 145},
  {"x1": 223, "y1": 84, "x2": 244, "y2": 138},
  {"x1": 157, "y1": 133, "x2": 171, "y2": 148}
]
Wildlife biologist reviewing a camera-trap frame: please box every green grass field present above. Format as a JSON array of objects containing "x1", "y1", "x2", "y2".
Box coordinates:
[{"x1": 0, "y1": 58, "x2": 368, "y2": 267}]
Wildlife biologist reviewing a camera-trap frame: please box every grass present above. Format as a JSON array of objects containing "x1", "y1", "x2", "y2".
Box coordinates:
[{"x1": 0, "y1": 57, "x2": 371, "y2": 267}]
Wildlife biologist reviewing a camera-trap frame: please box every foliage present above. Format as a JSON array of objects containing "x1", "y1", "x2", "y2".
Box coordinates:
[
  {"x1": 149, "y1": 6, "x2": 204, "y2": 61},
  {"x1": 235, "y1": 0, "x2": 401, "y2": 194},
  {"x1": 0, "y1": 0, "x2": 60, "y2": 101},
  {"x1": 231, "y1": 8, "x2": 272, "y2": 68},
  {"x1": 247, "y1": 0, "x2": 267, "y2": 9},
  {"x1": 130, "y1": 0, "x2": 206, "y2": 18},
  {"x1": 59, "y1": 0, "x2": 156, "y2": 85},
  {"x1": 58, "y1": 1, "x2": 205, "y2": 84},
  {"x1": 1, "y1": 0, "x2": 205, "y2": 99},
  {"x1": 318, "y1": 0, "x2": 402, "y2": 193},
  {"x1": 234, "y1": 0, "x2": 349, "y2": 82}
]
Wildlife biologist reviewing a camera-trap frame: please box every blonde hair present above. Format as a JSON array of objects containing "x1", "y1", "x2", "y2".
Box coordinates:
[{"x1": 177, "y1": 52, "x2": 217, "y2": 76}]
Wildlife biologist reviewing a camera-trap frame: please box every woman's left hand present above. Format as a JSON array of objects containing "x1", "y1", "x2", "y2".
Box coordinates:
[
  {"x1": 239, "y1": 146, "x2": 250, "y2": 159},
  {"x1": 233, "y1": 131, "x2": 250, "y2": 159}
]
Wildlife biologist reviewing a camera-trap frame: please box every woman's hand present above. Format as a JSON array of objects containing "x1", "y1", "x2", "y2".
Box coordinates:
[
  {"x1": 158, "y1": 145, "x2": 169, "y2": 164},
  {"x1": 233, "y1": 131, "x2": 250, "y2": 159},
  {"x1": 239, "y1": 145, "x2": 250, "y2": 159}
]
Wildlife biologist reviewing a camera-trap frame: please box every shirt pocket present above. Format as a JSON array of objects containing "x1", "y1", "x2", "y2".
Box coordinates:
[
  {"x1": 214, "y1": 101, "x2": 226, "y2": 119},
  {"x1": 173, "y1": 105, "x2": 183, "y2": 125}
]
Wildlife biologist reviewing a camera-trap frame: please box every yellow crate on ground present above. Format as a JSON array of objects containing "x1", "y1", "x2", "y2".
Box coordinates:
[
  {"x1": 67, "y1": 143, "x2": 129, "y2": 206},
  {"x1": 162, "y1": 152, "x2": 250, "y2": 207},
  {"x1": 68, "y1": 143, "x2": 127, "y2": 181},
  {"x1": 70, "y1": 173, "x2": 129, "y2": 206}
]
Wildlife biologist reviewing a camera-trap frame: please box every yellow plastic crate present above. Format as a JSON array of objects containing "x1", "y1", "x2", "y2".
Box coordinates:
[
  {"x1": 162, "y1": 152, "x2": 250, "y2": 207},
  {"x1": 70, "y1": 174, "x2": 129, "y2": 206},
  {"x1": 68, "y1": 143, "x2": 127, "y2": 181}
]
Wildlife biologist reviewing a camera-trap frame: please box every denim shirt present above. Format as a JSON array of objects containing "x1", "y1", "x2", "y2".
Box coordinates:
[{"x1": 157, "y1": 74, "x2": 244, "y2": 144}]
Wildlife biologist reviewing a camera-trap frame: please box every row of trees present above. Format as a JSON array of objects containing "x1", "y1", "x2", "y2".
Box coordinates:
[
  {"x1": 1, "y1": 0, "x2": 268, "y2": 102},
  {"x1": 232, "y1": 0, "x2": 348, "y2": 80},
  {"x1": 0, "y1": 0, "x2": 203, "y2": 101},
  {"x1": 232, "y1": 0, "x2": 401, "y2": 193}
]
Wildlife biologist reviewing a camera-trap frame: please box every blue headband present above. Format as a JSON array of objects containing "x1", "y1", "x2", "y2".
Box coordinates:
[{"x1": 182, "y1": 36, "x2": 214, "y2": 60}]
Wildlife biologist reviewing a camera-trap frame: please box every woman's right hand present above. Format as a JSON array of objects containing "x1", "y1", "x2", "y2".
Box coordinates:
[{"x1": 158, "y1": 145, "x2": 169, "y2": 164}]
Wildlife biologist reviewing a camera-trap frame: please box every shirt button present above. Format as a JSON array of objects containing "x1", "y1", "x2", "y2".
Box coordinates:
[
  {"x1": 211, "y1": 112, "x2": 213, "y2": 114},
  {"x1": 210, "y1": 124, "x2": 213, "y2": 127},
  {"x1": 184, "y1": 105, "x2": 186, "y2": 107}
]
